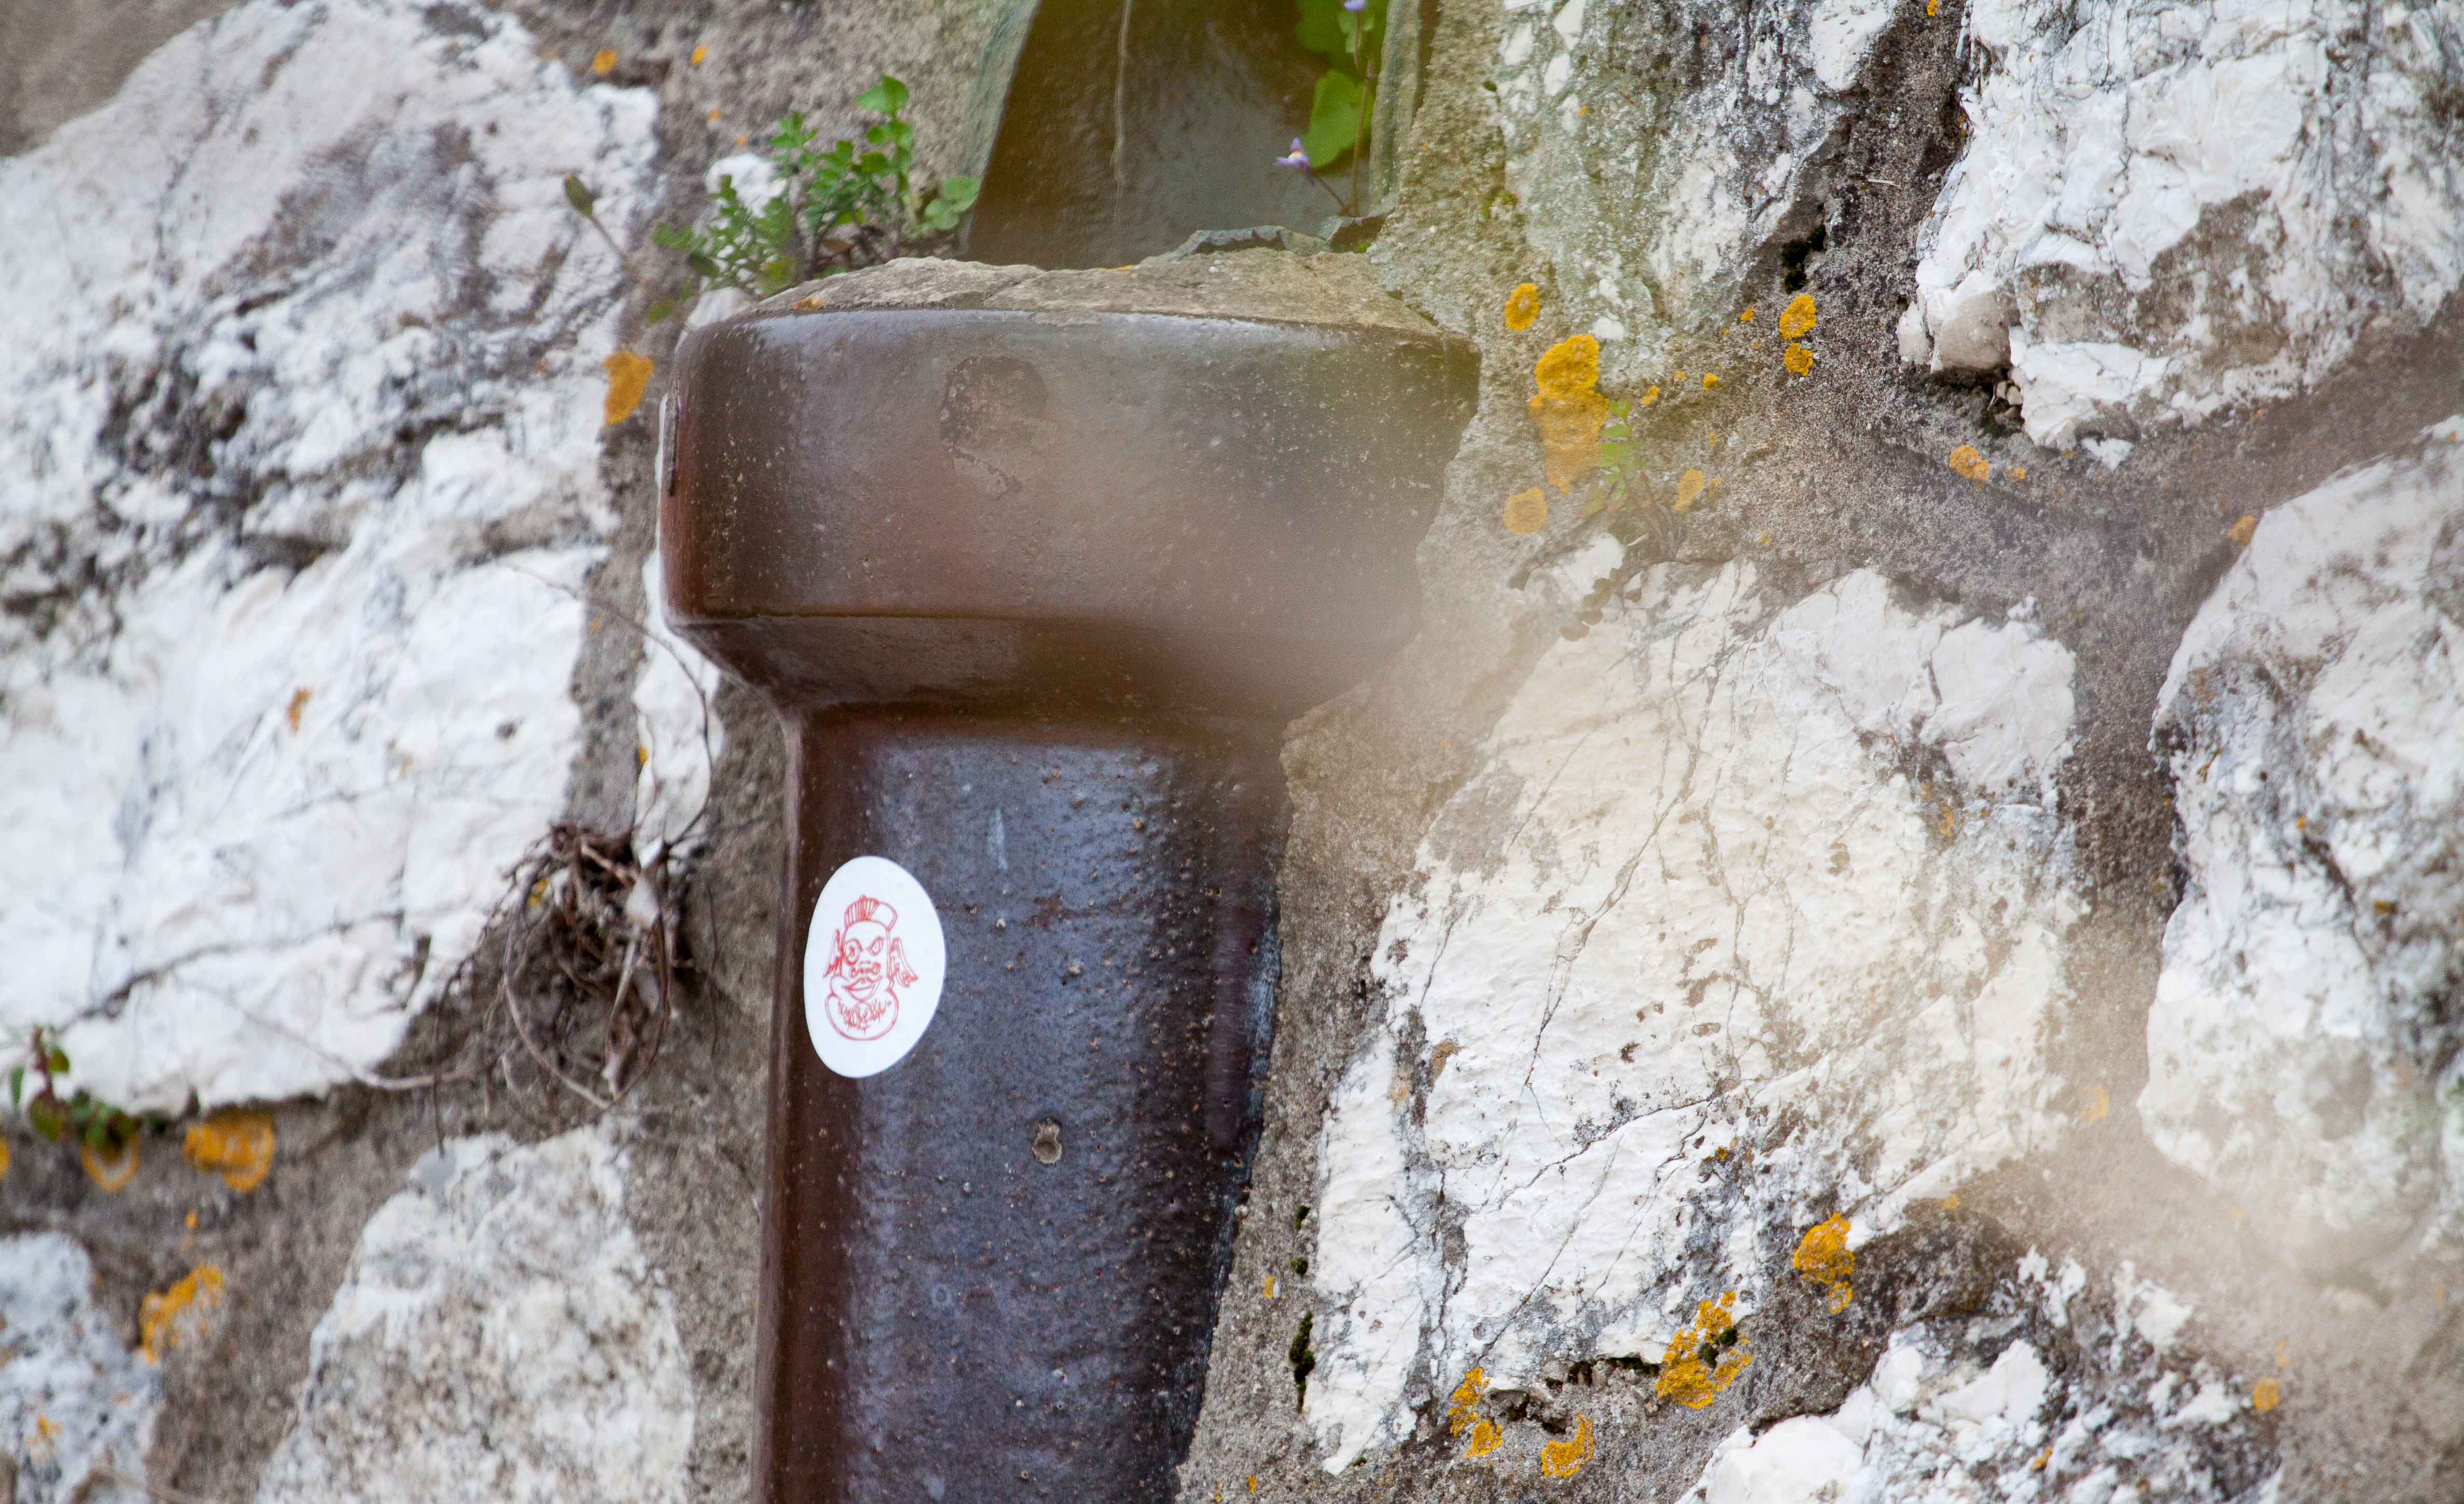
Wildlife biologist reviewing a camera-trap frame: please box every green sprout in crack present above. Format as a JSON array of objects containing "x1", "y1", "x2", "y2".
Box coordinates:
[
  {"x1": 7, "y1": 1025, "x2": 149, "y2": 1158},
  {"x1": 615, "y1": 75, "x2": 978, "y2": 319}
]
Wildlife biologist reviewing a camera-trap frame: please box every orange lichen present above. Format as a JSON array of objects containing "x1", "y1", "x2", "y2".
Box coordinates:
[
  {"x1": 1702, "y1": 372, "x2": 1721, "y2": 390},
  {"x1": 2010, "y1": 465, "x2": 2027, "y2": 482},
  {"x1": 184, "y1": 1110, "x2": 275, "y2": 1192},
  {"x1": 81, "y1": 1138, "x2": 139, "y2": 1193},
  {"x1": 286, "y1": 687, "x2": 312, "y2": 732},
  {"x1": 1264, "y1": 1274, "x2": 1277, "y2": 1300},
  {"x1": 2253, "y1": 1378, "x2": 2281, "y2": 1413},
  {"x1": 1655, "y1": 1294, "x2": 1751, "y2": 1409},
  {"x1": 1504, "y1": 283, "x2": 1541, "y2": 332},
  {"x1": 1673, "y1": 469, "x2": 1707, "y2": 514},
  {"x1": 2084, "y1": 1085, "x2": 2111, "y2": 1123},
  {"x1": 707, "y1": 107, "x2": 723, "y2": 123},
  {"x1": 591, "y1": 48, "x2": 617, "y2": 75},
  {"x1": 690, "y1": 44, "x2": 708, "y2": 65},
  {"x1": 1794, "y1": 1215, "x2": 1855, "y2": 1312},
  {"x1": 0, "y1": 1138, "x2": 9, "y2": 1180},
  {"x1": 1504, "y1": 487, "x2": 1550, "y2": 535},
  {"x1": 1539, "y1": 1415, "x2": 1594, "y2": 1478},
  {"x1": 1529, "y1": 389, "x2": 1612, "y2": 489},
  {"x1": 1642, "y1": 385, "x2": 1661, "y2": 406},
  {"x1": 1946, "y1": 445, "x2": 1990, "y2": 482},
  {"x1": 1739, "y1": 307, "x2": 1756, "y2": 323},
  {"x1": 604, "y1": 352, "x2": 655, "y2": 425},
  {"x1": 139, "y1": 1264, "x2": 226, "y2": 1364},
  {"x1": 1465, "y1": 1417, "x2": 1504, "y2": 1459},
  {"x1": 1534, "y1": 335, "x2": 1600, "y2": 401},
  {"x1": 1778, "y1": 293, "x2": 1818, "y2": 341},
  {"x1": 1447, "y1": 1368, "x2": 1489, "y2": 1434},
  {"x1": 2229, "y1": 514, "x2": 2258, "y2": 547},
  {"x1": 1783, "y1": 342, "x2": 1814, "y2": 376},
  {"x1": 1926, "y1": 0, "x2": 1939, "y2": 13},
  {"x1": 1943, "y1": 1193, "x2": 1961, "y2": 1211}
]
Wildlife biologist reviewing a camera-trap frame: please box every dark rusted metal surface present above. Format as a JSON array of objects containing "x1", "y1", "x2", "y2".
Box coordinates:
[{"x1": 662, "y1": 269, "x2": 1474, "y2": 1503}]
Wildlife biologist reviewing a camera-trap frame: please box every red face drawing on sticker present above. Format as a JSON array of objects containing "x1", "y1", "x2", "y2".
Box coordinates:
[{"x1": 820, "y1": 894, "x2": 921, "y2": 1041}]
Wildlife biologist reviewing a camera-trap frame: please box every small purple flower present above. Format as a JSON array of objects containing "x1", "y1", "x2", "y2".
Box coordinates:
[
  {"x1": 1275, "y1": 139, "x2": 1311, "y2": 172},
  {"x1": 1343, "y1": 0, "x2": 1367, "y2": 11}
]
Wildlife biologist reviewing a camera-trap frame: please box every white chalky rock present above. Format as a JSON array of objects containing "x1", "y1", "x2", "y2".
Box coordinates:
[
  {"x1": 1306, "y1": 562, "x2": 2084, "y2": 1467},
  {"x1": 1680, "y1": 1259, "x2": 2264, "y2": 1503},
  {"x1": 0, "y1": 0, "x2": 662, "y2": 1111},
  {"x1": 0, "y1": 1234, "x2": 161, "y2": 1502},
  {"x1": 1489, "y1": 0, "x2": 1899, "y2": 357},
  {"x1": 1910, "y1": 0, "x2": 2464, "y2": 445},
  {"x1": 253, "y1": 1125, "x2": 693, "y2": 1504},
  {"x1": 2144, "y1": 418, "x2": 2464, "y2": 1271}
]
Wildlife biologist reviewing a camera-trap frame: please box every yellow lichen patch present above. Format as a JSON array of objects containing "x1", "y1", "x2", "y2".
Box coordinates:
[
  {"x1": 2253, "y1": 1378, "x2": 2281, "y2": 1413},
  {"x1": 2229, "y1": 514, "x2": 2258, "y2": 547},
  {"x1": 591, "y1": 48, "x2": 617, "y2": 75},
  {"x1": 1927, "y1": 0, "x2": 1939, "y2": 13},
  {"x1": 1264, "y1": 1274, "x2": 1277, "y2": 1300},
  {"x1": 1794, "y1": 1215, "x2": 1855, "y2": 1312},
  {"x1": 1505, "y1": 488, "x2": 1550, "y2": 535},
  {"x1": 1539, "y1": 1415, "x2": 1594, "y2": 1479},
  {"x1": 1642, "y1": 385, "x2": 1661, "y2": 406},
  {"x1": 1784, "y1": 342, "x2": 1814, "y2": 376},
  {"x1": 1739, "y1": 307, "x2": 1756, "y2": 323},
  {"x1": 2010, "y1": 465, "x2": 2027, "y2": 482},
  {"x1": 0, "y1": 1137, "x2": 9, "y2": 1180},
  {"x1": 2084, "y1": 1085, "x2": 2111, "y2": 1123},
  {"x1": 1778, "y1": 293, "x2": 1818, "y2": 341},
  {"x1": 1447, "y1": 1367, "x2": 1489, "y2": 1434},
  {"x1": 1655, "y1": 1294, "x2": 1751, "y2": 1409},
  {"x1": 604, "y1": 352, "x2": 655, "y2": 425},
  {"x1": 707, "y1": 107, "x2": 723, "y2": 123},
  {"x1": 286, "y1": 686, "x2": 312, "y2": 732},
  {"x1": 1529, "y1": 389, "x2": 1612, "y2": 489},
  {"x1": 1943, "y1": 1192, "x2": 1961, "y2": 1211},
  {"x1": 1534, "y1": 335, "x2": 1601, "y2": 401},
  {"x1": 184, "y1": 1110, "x2": 275, "y2": 1193},
  {"x1": 81, "y1": 1138, "x2": 139, "y2": 1193},
  {"x1": 1504, "y1": 283, "x2": 1541, "y2": 332},
  {"x1": 139, "y1": 1264, "x2": 225, "y2": 1364},
  {"x1": 1465, "y1": 1417, "x2": 1504, "y2": 1459},
  {"x1": 1702, "y1": 372, "x2": 1720, "y2": 390},
  {"x1": 690, "y1": 43, "x2": 708, "y2": 65},
  {"x1": 1673, "y1": 469, "x2": 1707, "y2": 514},
  {"x1": 1946, "y1": 444, "x2": 1990, "y2": 482}
]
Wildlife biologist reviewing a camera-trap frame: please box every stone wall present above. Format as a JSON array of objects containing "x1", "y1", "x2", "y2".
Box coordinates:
[{"x1": 3, "y1": 0, "x2": 2460, "y2": 1501}]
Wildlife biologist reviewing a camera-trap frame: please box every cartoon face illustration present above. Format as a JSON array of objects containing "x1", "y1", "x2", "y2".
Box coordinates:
[{"x1": 820, "y1": 894, "x2": 919, "y2": 1040}]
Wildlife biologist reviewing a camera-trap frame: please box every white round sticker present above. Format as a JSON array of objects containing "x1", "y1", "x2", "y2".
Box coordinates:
[{"x1": 803, "y1": 856, "x2": 947, "y2": 1078}]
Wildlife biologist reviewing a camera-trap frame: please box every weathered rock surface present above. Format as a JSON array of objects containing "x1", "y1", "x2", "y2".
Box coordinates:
[
  {"x1": 2146, "y1": 417, "x2": 2464, "y2": 1272},
  {"x1": 1307, "y1": 561, "x2": 2085, "y2": 1465},
  {"x1": 1907, "y1": 0, "x2": 2464, "y2": 447},
  {"x1": 0, "y1": 0, "x2": 661, "y2": 1112},
  {"x1": 0, "y1": 1234, "x2": 160, "y2": 1502},
  {"x1": 252, "y1": 1125, "x2": 693, "y2": 1504}
]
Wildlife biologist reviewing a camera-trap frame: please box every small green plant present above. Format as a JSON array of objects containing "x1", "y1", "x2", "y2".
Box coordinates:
[
  {"x1": 575, "y1": 75, "x2": 976, "y2": 321},
  {"x1": 1277, "y1": 0, "x2": 1388, "y2": 215},
  {"x1": 8, "y1": 1026, "x2": 144, "y2": 1153},
  {"x1": 1587, "y1": 399, "x2": 1643, "y2": 514}
]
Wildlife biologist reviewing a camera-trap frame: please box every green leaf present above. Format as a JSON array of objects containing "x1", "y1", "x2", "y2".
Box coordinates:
[
  {"x1": 563, "y1": 174, "x2": 596, "y2": 218},
  {"x1": 645, "y1": 299, "x2": 677, "y2": 325},
  {"x1": 1302, "y1": 71, "x2": 1367, "y2": 169},
  {"x1": 936, "y1": 176, "x2": 980, "y2": 213},
  {"x1": 27, "y1": 1098, "x2": 63, "y2": 1142},
  {"x1": 1296, "y1": 0, "x2": 1348, "y2": 57},
  {"x1": 687, "y1": 252, "x2": 721, "y2": 279},
  {"x1": 46, "y1": 1046, "x2": 68, "y2": 1074},
  {"x1": 856, "y1": 75, "x2": 909, "y2": 116},
  {"x1": 7, "y1": 1066, "x2": 21, "y2": 1108}
]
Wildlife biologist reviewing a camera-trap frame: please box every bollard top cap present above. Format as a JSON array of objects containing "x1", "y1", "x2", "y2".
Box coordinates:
[{"x1": 750, "y1": 249, "x2": 1450, "y2": 341}]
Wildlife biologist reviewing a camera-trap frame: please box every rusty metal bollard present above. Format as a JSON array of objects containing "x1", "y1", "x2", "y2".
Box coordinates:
[{"x1": 661, "y1": 255, "x2": 1475, "y2": 1503}]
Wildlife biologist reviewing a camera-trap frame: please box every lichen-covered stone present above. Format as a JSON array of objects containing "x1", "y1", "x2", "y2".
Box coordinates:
[
  {"x1": 252, "y1": 1125, "x2": 692, "y2": 1504},
  {"x1": 1306, "y1": 560, "x2": 2084, "y2": 1466},
  {"x1": 0, "y1": 0, "x2": 661, "y2": 1111},
  {"x1": 2145, "y1": 417, "x2": 2464, "y2": 1271},
  {"x1": 0, "y1": 1233, "x2": 160, "y2": 1502}
]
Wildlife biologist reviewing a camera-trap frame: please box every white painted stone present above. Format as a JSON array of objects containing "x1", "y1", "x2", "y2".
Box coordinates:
[
  {"x1": 0, "y1": 0, "x2": 662, "y2": 1111},
  {"x1": 1911, "y1": 0, "x2": 2464, "y2": 445},
  {"x1": 0, "y1": 1234, "x2": 160, "y2": 1502},
  {"x1": 1305, "y1": 561, "x2": 2085, "y2": 1467},
  {"x1": 253, "y1": 1124, "x2": 693, "y2": 1504},
  {"x1": 2144, "y1": 418, "x2": 2464, "y2": 1270}
]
